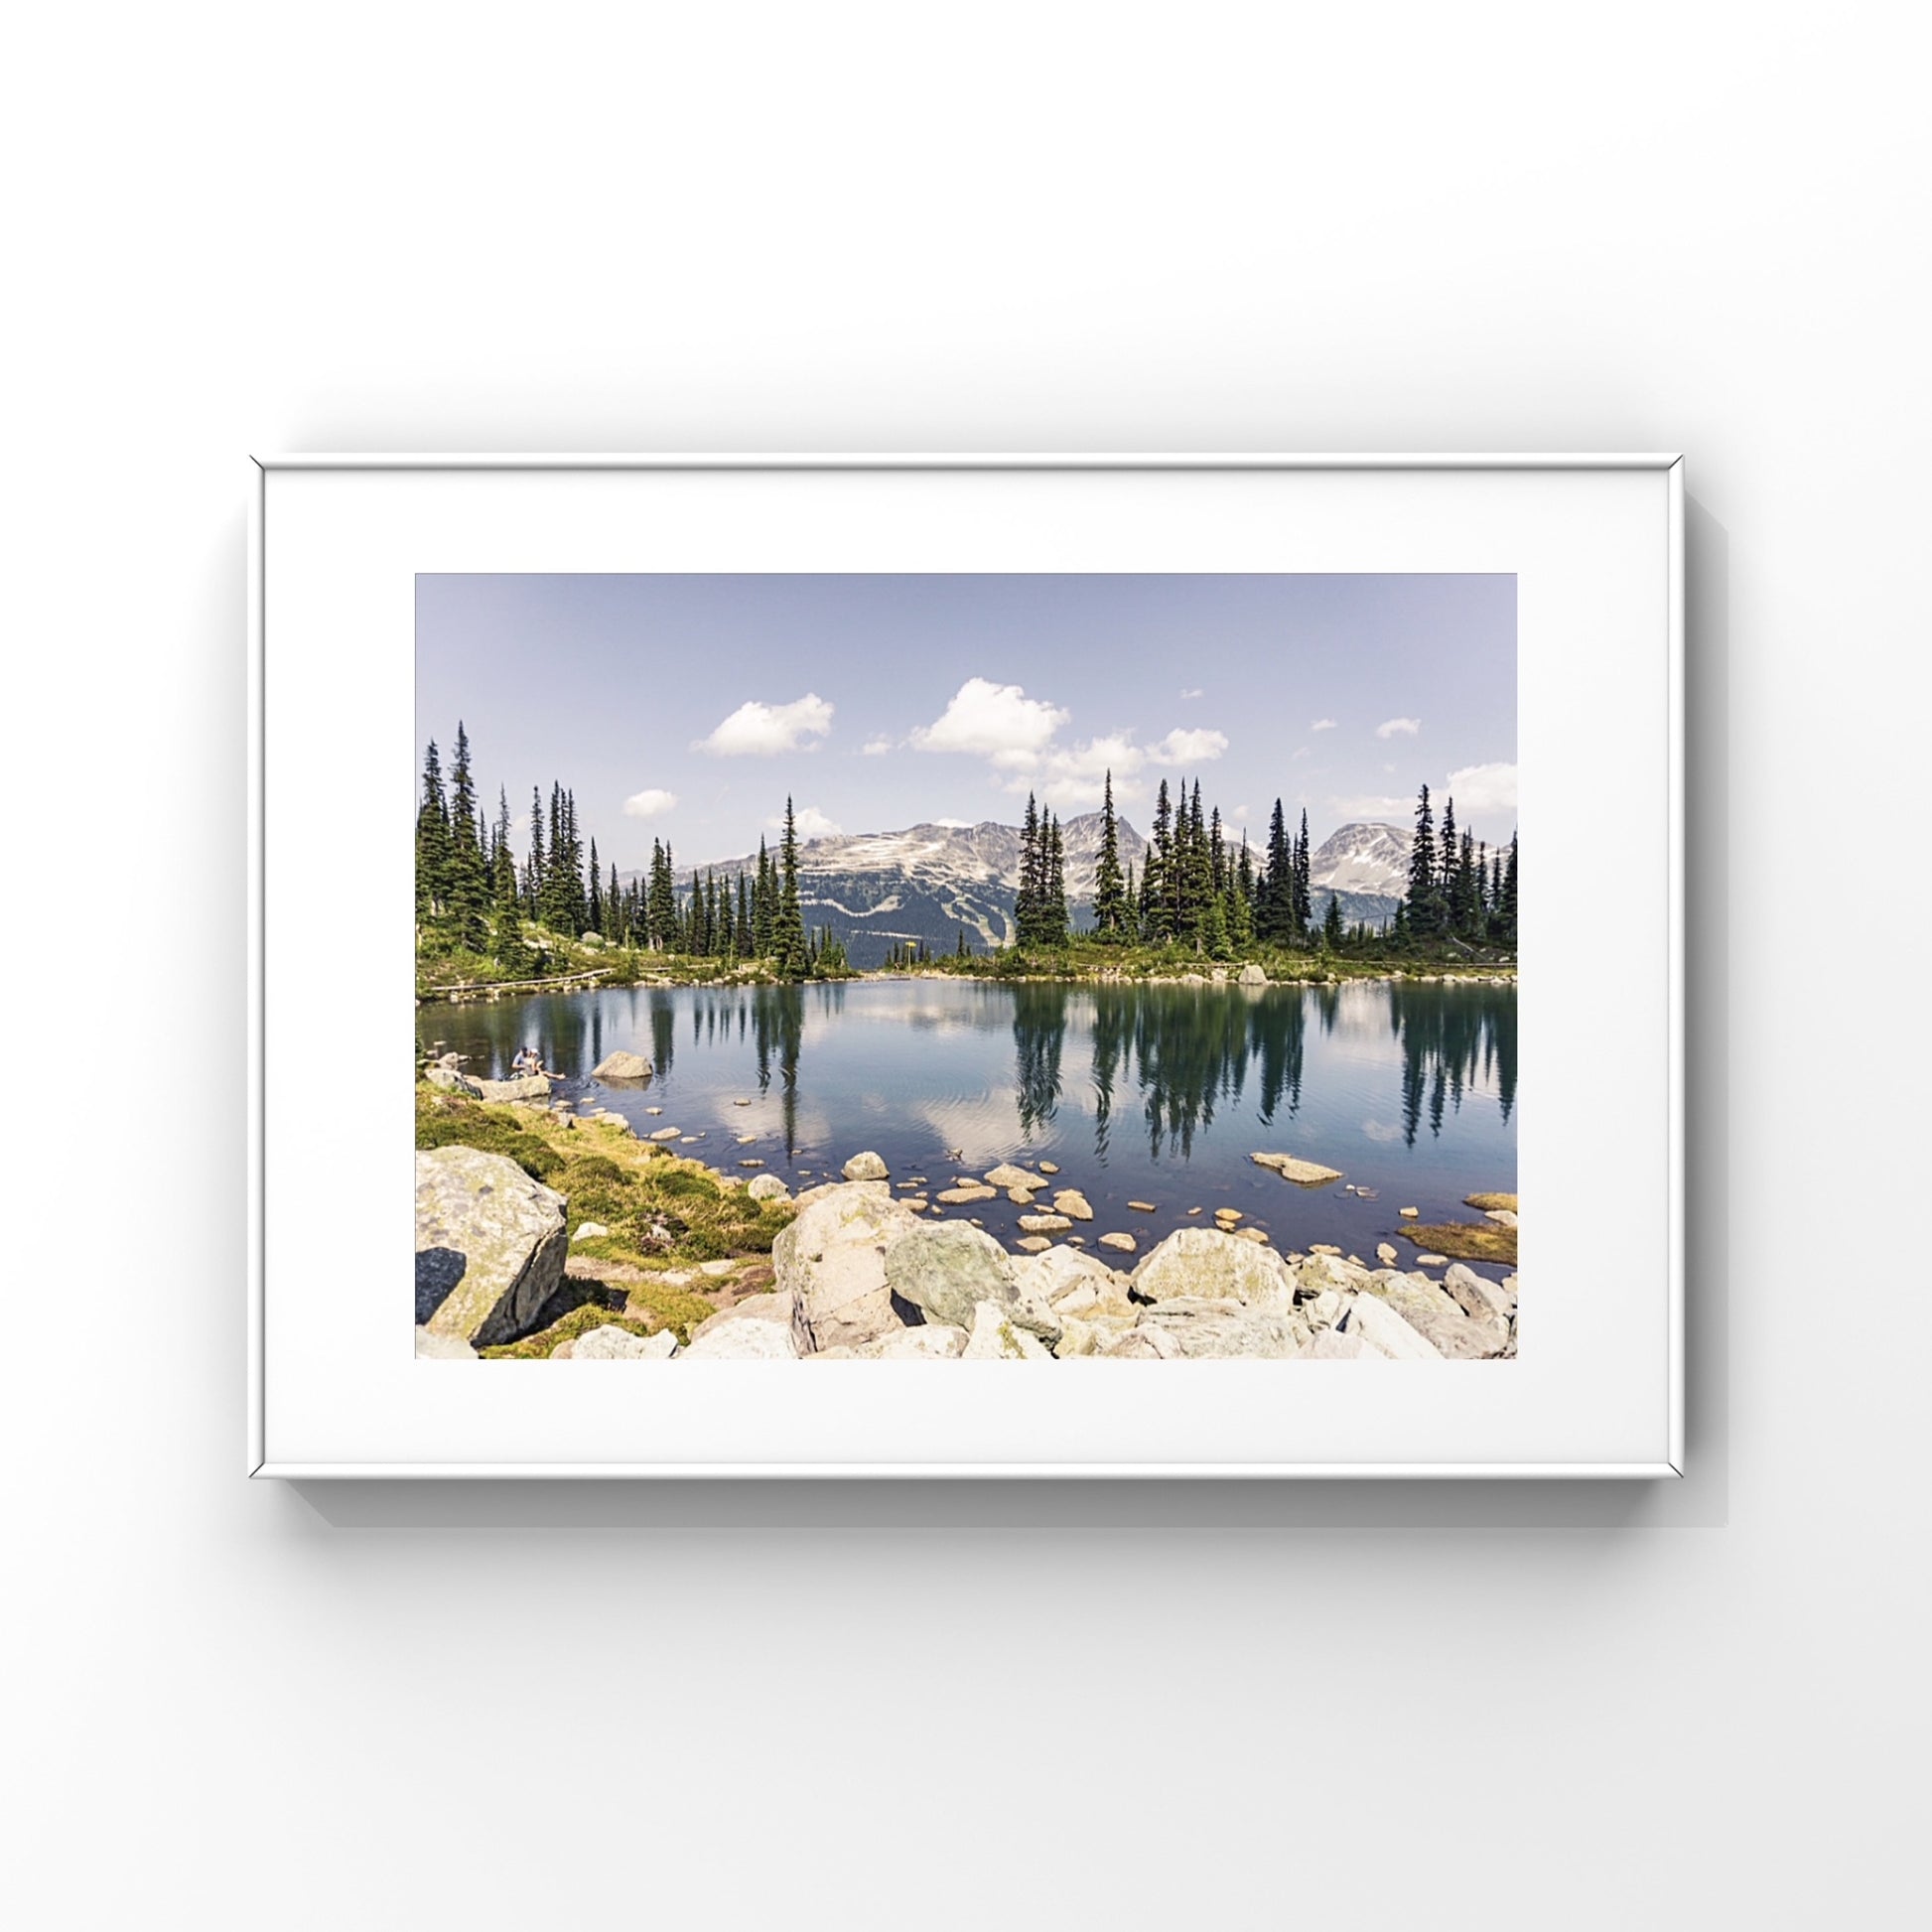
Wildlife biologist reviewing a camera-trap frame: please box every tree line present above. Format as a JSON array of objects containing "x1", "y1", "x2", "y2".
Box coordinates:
[
  {"x1": 1394, "y1": 784, "x2": 1517, "y2": 949},
  {"x1": 416, "y1": 726, "x2": 845, "y2": 980}
]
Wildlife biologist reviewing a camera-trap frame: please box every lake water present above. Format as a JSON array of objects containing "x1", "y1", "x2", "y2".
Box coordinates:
[{"x1": 419, "y1": 978, "x2": 1517, "y2": 1276}]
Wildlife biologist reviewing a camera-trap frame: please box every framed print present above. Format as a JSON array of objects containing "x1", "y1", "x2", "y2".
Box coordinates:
[{"x1": 248, "y1": 454, "x2": 1684, "y2": 1478}]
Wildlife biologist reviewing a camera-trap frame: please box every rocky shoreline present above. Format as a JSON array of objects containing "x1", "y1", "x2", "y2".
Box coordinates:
[{"x1": 415, "y1": 1117, "x2": 1519, "y2": 1363}]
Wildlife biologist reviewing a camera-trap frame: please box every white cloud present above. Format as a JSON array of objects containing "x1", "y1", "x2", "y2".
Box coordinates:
[
  {"x1": 694, "y1": 692, "x2": 835, "y2": 757},
  {"x1": 621, "y1": 787, "x2": 678, "y2": 819},
  {"x1": 910, "y1": 677, "x2": 1068, "y2": 769},
  {"x1": 1148, "y1": 727, "x2": 1229, "y2": 765},
  {"x1": 861, "y1": 736, "x2": 894, "y2": 757},
  {"x1": 1179, "y1": 687, "x2": 1203, "y2": 700},
  {"x1": 1231, "y1": 803, "x2": 1251, "y2": 821},
  {"x1": 1443, "y1": 760, "x2": 1518, "y2": 816},
  {"x1": 1375, "y1": 716, "x2": 1422, "y2": 740},
  {"x1": 1311, "y1": 717, "x2": 1337, "y2": 732},
  {"x1": 765, "y1": 804, "x2": 843, "y2": 840}
]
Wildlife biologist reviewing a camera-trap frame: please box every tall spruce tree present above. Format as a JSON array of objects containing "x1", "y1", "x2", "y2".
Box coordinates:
[
  {"x1": 444, "y1": 723, "x2": 488, "y2": 948},
  {"x1": 1293, "y1": 808, "x2": 1312, "y2": 936},
  {"x1": 1404, "y1": 783, "x2": 1444, "y2": 936},
  {"x1": 415, "y1": 739, "x2": 452, "y2": 921},
  {"x1": 1093, "y1": 769, "x2": 1127, "y2": 940},
  {"x1": 1259, "y1": 798, "x2": 1292, "y2": 942},
  {"x1": 774, "y1": 797, "x2": 808, "y2": 978}
]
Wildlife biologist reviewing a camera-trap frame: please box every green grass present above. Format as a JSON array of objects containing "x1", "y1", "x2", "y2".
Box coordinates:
[
  {"x1": 1463, "y1": 1192, "x2": 1519, "y2": 1213},
  {"x1": 415, "y1": 1086, "x2": 797, "y2": 1270},
  {"x1": 910, "y1": 936, "x2": 1514, "y2": 985}
]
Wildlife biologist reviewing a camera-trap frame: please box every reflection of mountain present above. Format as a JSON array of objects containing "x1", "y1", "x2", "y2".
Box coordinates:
[{"x1": 1388, "y1": 981, "x2": 1517, "y2": 1146}]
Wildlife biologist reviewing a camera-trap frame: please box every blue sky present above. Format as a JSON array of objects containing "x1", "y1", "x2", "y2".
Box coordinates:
[{"x1": 416, "y1": 573, "x2": 1516, "y2": 870}]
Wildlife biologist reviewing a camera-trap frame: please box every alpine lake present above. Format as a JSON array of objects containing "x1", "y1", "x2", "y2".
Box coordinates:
[{"x1": 419, "y1": 977, "x2": 1517, "y2": 1277}]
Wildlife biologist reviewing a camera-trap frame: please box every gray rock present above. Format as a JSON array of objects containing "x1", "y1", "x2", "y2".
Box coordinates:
[
  {"x1": 746, "y1": 1173, "x2": 791, "y2": 1203},
  {"x1": 591, "y1": 1050, "x2": 652, "y2": 1080},
  {"x1": 1301, "y1": 1328, "x2": 1366, "y2": 1359},
  {"x1": 413, "y1": 1326, "x2": 479, "y2": 1359},
  {"x1": 887, "y1": 1222, "x2": 1062, "y2": 1345},
  {"x1": 561, "y1": 1324, "x2": 679, "y2": 1359},
  {"x1": 1443, "y1": 1261, "x2": 1517, "y2": 1321},
  {"x1": 682, "y1": 1293, "x2": 802, "y2": 1359},
  {"x1": 1362, "y1": 1273, "x2": 1505, "y2": 1359},
  {"x1": 936, "y1": 1183, "x2": 997, "y2": 1204},
  {"x1": 1133, "y1": 1298, "x2": 1311, "y2": 1358},
  {"x1": 776, "y1": 1184, "x2": 919, "y2": 1354},
  {"x1": 962, "y1": 1301, "x2": 1052, "y2": 1359},
  {"x1": 862, "y1": 1325, "x2": 968, "y2": 1360},
  {"x1": 423, "y1": 1064, "x2": 478, "y2": 1095},
  {"x1": 1131, "y1": 1227, "x2": 1298, "y2": 1309},
  {"x1": 1097, "y1": 1231, "x2": 1137, "y2": 1254},
  {"x1": 982, "y1": 1163, "x2": 1037, "y2": 1191},
  {"x1": 1250, "y1": 1152, "x2": 1344, "y2": 1185},
  {"x1": 1339, "y1": 1294, "x2": 1442, "y2": 1360},
  {"x1": 1019, "y1": 1212, "x2": 1073, "y2": 1234},
  {"x1": 469, "y1": 1075, "x2": 554, "y2": 1103},
  {"x1": 842, "y1": 1151, "x2": 890, "y2": 1181},
  {"x1": 1050, "y1": 1189, "x2": 1094, "y2": 1221},
  {"x1": 1016, "y1": 1245, "x2": 1127, "y2": 1308},
  {"x1": 1237, "y1": 963, "x2": 1268, "y2": 986},
  {"x1": 414, "y1": 1146, "x2": 568, "y2": 1347},
  {"x1": 572, "y1": 1220, "x2": 611, "y2": 1242}
]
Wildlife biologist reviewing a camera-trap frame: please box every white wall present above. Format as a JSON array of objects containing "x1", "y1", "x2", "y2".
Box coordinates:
[{"x1": 6, "y1": 4, "x2": 1921, "y2": 1926}]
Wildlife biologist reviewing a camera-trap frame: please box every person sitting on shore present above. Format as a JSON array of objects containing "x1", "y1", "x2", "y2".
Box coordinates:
[{"x1": 511, "y1": 1046, "x2": 534, "y2": 1077}]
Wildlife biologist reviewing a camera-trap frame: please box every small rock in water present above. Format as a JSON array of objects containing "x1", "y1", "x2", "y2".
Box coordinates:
[
  {"x1": 1186, "y1": 1206, "x2": 1203, "y2": 1217},
  {"x1": 733, "y1": 1098, "x2": 752, "y2": 1107},
  {"x1": 679, "y1": 1136, "x2": 700, "y2": 1145},
  {"x1": 648, "y1": 1127, "x2": 681, "y2": 1141},
  {"x1": 1235, "y1": 1227, "x2": 1271, "y2": 1245},
  {"x1": 646, "y1": 1107, "x2": 664, "y2": 1116},
  {"x1": 1214, "y1": 1207, "x2": 1243, "y2": 1224},
  {"x1": 1037, "y1": 1162, "x2": 1060, "y2": 1175},
  {"x1": 736, "y1": 1134, "x2": 759, "y2": 1145},
  {"x1": 843, "y1": 1151, "x2": 890, "y2": 1181},
  {"x1": 1052, "y1": 1190, "x2": 1095, "y2": 1222},
  {"x1": 1376, "y1": 1243, "x2": 1399, "y2": 1265},
  {"x1": 1019, "y1": 1213, "x2": 1073, "y2": 1234},
  {"x1": 1311, "y1": 1243, "x2": 1343, "y2": 1257},
  {"x1": 1007, "y1": 1187, "x2": 1035, "y2": 1204},
  {"x1": 937, "y1": 1183, "x2": 997, "y2": 1205},
  {"x1": 1128, "y1": 1200, "x2": 1158, "y2": 1213},
  {"x1": 1399, "y1": 1206, "x2": 1420, "y2": 1218},
  {"x1": 739, "y1": 1159, "x2": 765, "y2": 1169},
  {"x1": 1098, "y1": 1231, "x2": 1137, "y2": 1253},
  {"x1": 1417, "y1": 1253, "x2": 1449, "y2": 1267},
  {"x1": 1015, "y1": 1235, "x2": 1052, "y2": 1253}
]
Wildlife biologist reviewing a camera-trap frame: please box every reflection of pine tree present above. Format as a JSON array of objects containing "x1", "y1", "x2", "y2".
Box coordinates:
[
  {"x1": 1011, "y1": 983, "x2": 1067, "y2": 1133},
  {"x1": 1387, "y1": 981, "x2": 1515, "y2": 1145}
]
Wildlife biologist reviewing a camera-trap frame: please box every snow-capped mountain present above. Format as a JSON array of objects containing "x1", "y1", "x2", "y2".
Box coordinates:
[
  {"x1": 680, "y1": 813, "x2": 1150, "y2": 965},
  {"x1": 1308, "y1": 821, "x2": 1414, "y2": 898}
]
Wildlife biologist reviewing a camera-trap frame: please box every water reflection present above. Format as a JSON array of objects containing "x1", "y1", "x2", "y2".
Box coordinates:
[{"x1": 422, "y1": 977, "x2": 1515, "y2": 1174}]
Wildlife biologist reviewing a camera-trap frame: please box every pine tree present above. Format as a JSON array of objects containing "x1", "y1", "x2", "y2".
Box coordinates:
[
  {"x1": 1015, "y1": 793, "x2": 1042, "y2": 947},
  {"x1": 1404, "y1": 784, "x2": 1445, "y2": 936},
  {"x1": 1143, "y1": 781, "x2": 1173, "y2": 941},
  {"x1": 1293, "y1": 808, "x2": 1312, "y2": 936},
  {"x1": 1044, "y1": 809, "x2": 1068, "y2": 945},
  {"x1": 443, "y1": 723, "x2": 488, "y2": 948},
  {"x1": 1093, "y1": 769, "x2": 1127, "y2": 940},
  {"x1": 1259, "y1": 799, "x2": 1292, "y2": 943},
  {"x1": 586, "y1": 837, "x2": 603, "y2": 934},
  {"x1": 415, "y1": 739, "x2": 452, "y2": 921},
  {"x1": 774, "y1": 797, "x2": 808, "y2": 978},
  {"x1": 1322, "y1": 889, "x2": 1344, "y2": 950}
]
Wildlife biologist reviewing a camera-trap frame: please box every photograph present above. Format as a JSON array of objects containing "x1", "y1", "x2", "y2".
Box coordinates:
[{"x1": 413, "y1": 571, "x2": 1520, "y2": 1362}]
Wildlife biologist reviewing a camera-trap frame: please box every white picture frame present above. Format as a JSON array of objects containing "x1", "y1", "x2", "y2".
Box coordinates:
[{"x1": 249, "y1": 453, "x2": 1684, "y2": 1479}]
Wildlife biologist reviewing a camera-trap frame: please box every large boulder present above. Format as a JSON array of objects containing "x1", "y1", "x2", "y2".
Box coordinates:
[
  {"x1": 885, "y1": 1221, "x2": 1015, "y2": 1330},
  {"x1": 1339, "y1": 1294, "x2": 1442, "y2": 1360},
  {"x1": 424, "y1": 1064, "x2": 478, "y2": 1095},
  {"x1": 776, "y1": 1185, "x2": 919, "y2": 1354},
  {"x1": 1237, "y1": 963, "x2": 1268, "y2": 986},
  {"x1": 414, "y1": 1146, "x2": 569, "y2": 1348},
  {"x1": 1131, "y1": 1299, "x2": 1311, "y2": 1359},
  {"x1": 557, "y1": 1324, "x2": 679, "y2": 1359},
  {"x1": 591, "y1": 1050, "x2": 652, "y2": 1081},
  {"x1": 681, "y1": 1292, "x2": 801, "y2": 1359},
  {"x1": 962, "y1": 1301, "x2": 1053, "y2": 1359},
  {"x1": 842, "y1": 1151, "x2": 890, "y2": 1181},
  {"x1": 1131, "y1": 1227, "x2": 1298, "y2": 1310},
  {"x1": 1443, "y1": 1262, "x2": 1516, "y2": 1322},
  {"x1": 887, "y1": 1222, "x2": 1062, "y2": 1345},
  {"x1": 746, "y1": 1173, "x2": 791, "y2": 1203},
  {"x1": 1361, "y1": 1273, "x2": 1506, "y2": 1359},
  {"x1": 1251, "y1": 1152, "x2": 1344, "y2": 1185},
  {"x1": 1014, "y1": 1245, "x2": 1128, "y2": 1308},
  {"x1": 470, "y1": 1074, "x2": 554, "y2": 1104}
]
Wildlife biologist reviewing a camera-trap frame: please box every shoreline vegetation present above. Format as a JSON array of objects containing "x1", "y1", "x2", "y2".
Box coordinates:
[
  {"x1": 414, "y1": 723, "x2": 1518, "y2": 1002},
  {"x1": 414, "y1": 1079, "x2": 1520, "y2": 1363}
]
